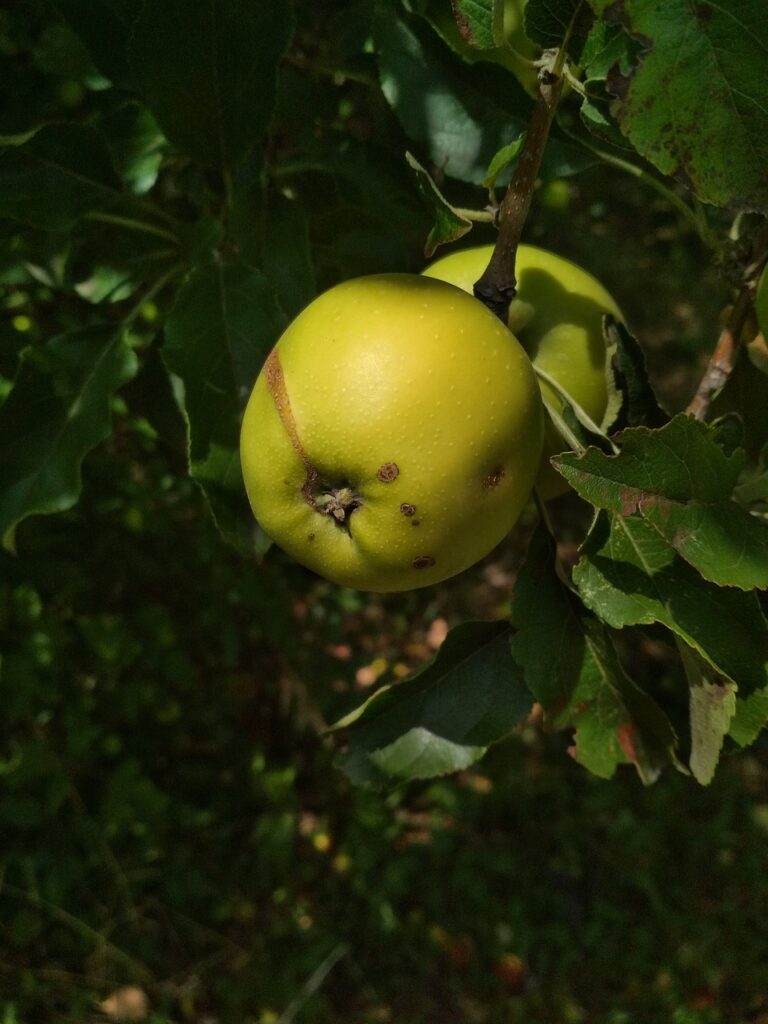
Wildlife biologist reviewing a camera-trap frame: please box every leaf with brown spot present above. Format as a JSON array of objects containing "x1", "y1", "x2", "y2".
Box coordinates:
[
  {"x1": 679, "y1": 643, "x2": 736, "y2": 785},
  {"x1": 592, "y1": 0, "x2": 768, "y2": 210},
  {"x1": 574, "y1": 511, "x2": 768, "y2": 695},
  {"x1": 555, "y1": 415, "x2": 768, "y2": 591},
  {"x1": 451, "y1": 0, "x2": 502, "y2": 50}
]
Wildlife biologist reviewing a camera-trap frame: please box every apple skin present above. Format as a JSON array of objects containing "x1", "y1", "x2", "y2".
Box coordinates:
[
  {"x1": 422, "y1": 244, "x2": 623, "y2": 498},
  {"x1": 240, "y1": 274, "x2": 544, "y2": 592}
]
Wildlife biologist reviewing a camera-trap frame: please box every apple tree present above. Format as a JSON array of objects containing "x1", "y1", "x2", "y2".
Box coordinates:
[{"x1": 1, "y1": 0, "x2": 767, "y2": 789}]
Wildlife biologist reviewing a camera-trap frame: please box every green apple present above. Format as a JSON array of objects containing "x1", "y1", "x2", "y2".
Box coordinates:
[
  {"x1": 240, "y1": 274, "x2": 544, "y2": 591},
  {"x1": 422, "y1": 244, "x2": 623, "y2": 497}
]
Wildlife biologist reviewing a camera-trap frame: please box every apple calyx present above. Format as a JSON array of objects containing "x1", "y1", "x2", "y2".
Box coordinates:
[{"x1": 313, "y1": 484, "x2": 362, "y2": 525}]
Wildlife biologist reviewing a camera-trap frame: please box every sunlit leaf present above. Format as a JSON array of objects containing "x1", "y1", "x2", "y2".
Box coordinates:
[
  {"x1": 679, "y1": 643, "x2": 737, "y2": 785},
  {"x1": 405, "y1": 152, "x2": 473, "y2": 257},
  {"x1": 335, "y1": 620, "x2": 531, "y2": 784}
]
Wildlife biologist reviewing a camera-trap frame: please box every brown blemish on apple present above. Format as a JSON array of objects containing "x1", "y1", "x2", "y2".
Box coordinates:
[
  {"x1": 412, "y1": 555, "x2": 435, "y2": 569},
  {"x1": 411, "y1": 519, "x2": 420, "y2": 527},
  {"x1": 377, "y1": 462, "x2": 400, "y2": 482},
  {"x1": 265, "y1": 348, "x2": 319, "y2": 503},
  {"x1": 482, "y1": 466, "x2": 505, "y2": 489},
  {"x1": 308, "y1": 533, "x2": 316, "y2": 542},
  {"x1": 265, "y1": 349, "x2": 361, "y2": 526},
  {"x1": 400, "y1": 502, "x2": 416, "y2": 516}
]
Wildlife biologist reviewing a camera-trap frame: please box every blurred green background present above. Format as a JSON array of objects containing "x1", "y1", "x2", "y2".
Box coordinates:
[
  {"x1": 3, "y1": 437, "x2": 768, "y2": 1024},
  {"x1": 2, "y1": 1, "x2": 767, "y2": 1022}
]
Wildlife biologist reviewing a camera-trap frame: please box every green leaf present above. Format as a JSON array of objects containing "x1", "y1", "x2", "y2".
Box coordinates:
[
  {"x1": 0, "y1": 123, "x2": 121, "y2": 231},
  {"x1": 405, "y1": 152, "x2": 473, "y2": 257},
  {"x1": 578, "y1": 23, "x2": 642, "y2": 148},
  {"x1": 679, "y1": 643, "x2": 736, "y2": 785},
  {"x1": 729, "y1": 686, "x2": 768, "y2": 747},
  {"x1": 99, "y1": 102, "x2": 166, "y2": 195},
  {"x1": 377, "y1": 7, "x2": 594, "y2": 184},
  {"x1": 579, "y1": 97, "x2": 627, "y2": 149},
  {"x1": 0, "y1": 326, "x2": 138, "y2": 550},
  {"x1": 735, "y1": 443, "x2": 768, "y2": 511},
  {"x1": 66, "y1": 219, "x2": 170, "y2": 305},
  {"x1": 601, "y1": 317, "x2": 668, "y2": 432},
  {"x1": 524, "y1": 0, "x2": 593, "y2": 51},
  {"x1": 373, "y1": 8, "x2": 529, "y2": 184},
  {"x1": 162, "y1": 259, "x2": 286, "y2": 548},
  {"x1": 128, "y1": 0, "x2": 294, "y2": 169},
  {"x1": 735, "y1": 471, "x2": 768, "y2": 511},
  {"x1": 556, "y1": 415, "x2": 768, "y2": 591},
  {"x1": 574, "y1": 511, "x2": 768, "y2": 693},
  {"x1": 335, "y1": 620, "x2": 532, "y2": 785},
  {"x1": 450, "y1": 0, "x2": 501, "y2": 50},
  {"x1": 558, "y1": 415, "x2": 742, "y2": 508},
  {"x1": 121, "y1": 343, "x2": 187, "y2": 456},
  {"x1": 583, "y1": 20, "x2": 644, "y2": 81},
  {"x1": 758, "y1": 265, "x2": 768, "y2": 340},
  {"x1": 598, "y1": 0, "x2": 768, "y2": 211},
  {"x1": 711, "y1": 344, "x2": 768, "y2": 459},
  {"x1": 271, "y1": 140, "x2": 426, "y2": 277},
  {"x1": 260, "y1": 194, "x2": 316, "y2": 319},
  {"x1": 510, "y1": 524, "x2": 586, "y2": 709},
  {"x1": 565, "y1": 621, "x2": 676, "y2": 784},
  {"x1": 642, "y1": 502, "x2": 768, "y2": 593},
  {"x1": 163, "y1": 260, "x2": 286, "y2": 461},
  {"x1": 53, "y1": 0, "x2": 142, "y2": 85},
  {"x1": 510, "y1": 524, "x2": 676, "y2": 782},
  {"x1": 370, "y1": 728, "x2": 487, "y2": 780},
  {"x1": 32, "y1": 21, "x2": 94, "y2": 80},
  {"x1": 190, "y1": 442, "x2": 262, "y2": 556},
  {"x1": 482, "y1": 135, "x2": 526, "y2": 191}
]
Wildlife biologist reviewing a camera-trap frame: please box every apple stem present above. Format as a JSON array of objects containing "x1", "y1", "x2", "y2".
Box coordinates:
[
  {"x1": 473, "y1": 57, "x2": 563, "y2": 323},
  {"x1": 686, "y1": 221, "x2": 768, "y2": 420},
  {"x1": 686, "y1": 287, "x2": 754, "y2": 420}
]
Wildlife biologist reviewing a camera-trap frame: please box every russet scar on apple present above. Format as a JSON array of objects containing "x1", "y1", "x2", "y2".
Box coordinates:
[
  {"x1": 264, "y1": 347, "x2": 318, "y2": 508},
  {"x1": 264, "y1": 347, "x2": 396, "y2": 532}
]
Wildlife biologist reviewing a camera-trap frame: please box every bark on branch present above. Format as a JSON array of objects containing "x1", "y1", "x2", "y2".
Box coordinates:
[{"x1": 473, "y1": 69, "x2": 563, "y2": 323}]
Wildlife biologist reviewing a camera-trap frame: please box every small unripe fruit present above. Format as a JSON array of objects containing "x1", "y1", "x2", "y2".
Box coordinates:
[
  {"x1": 423, "y1": 244, "x2": 623, "y2": 498},
  {"x1": 240, "y1": 274, "x2": 544, "y2": 591}
]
